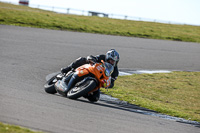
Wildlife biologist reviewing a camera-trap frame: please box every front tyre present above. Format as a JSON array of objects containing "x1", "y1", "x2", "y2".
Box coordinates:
[
  {"x1": 44, "y1": 76, "x2": 57, "y2": 94},
  {"x1": 87, "y1": 89, "x2": 100, "y2": 102},
  {"x1": 67, "y1": 79, "x2": 97, "y2": 99}
]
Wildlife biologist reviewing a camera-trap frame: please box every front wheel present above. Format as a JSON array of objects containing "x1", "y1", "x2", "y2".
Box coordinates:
[
  {"x1": 87, "y1": 89, "x2": 100, "y2": 102},
  {"x1": 67, "y1": 79, "x2": 97, "y2": 99},
  {"x1": 44, "y1": 75, "x2": 57, "y2": 94}
]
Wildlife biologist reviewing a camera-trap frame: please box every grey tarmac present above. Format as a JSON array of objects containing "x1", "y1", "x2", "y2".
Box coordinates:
[{"x1": 0, "y1": 25, "x2": 199, "y2": 133}]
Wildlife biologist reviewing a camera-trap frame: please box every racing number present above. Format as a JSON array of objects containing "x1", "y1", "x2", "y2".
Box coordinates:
[{"x1": 96, "y1": 65, "x2": 103, "y2": 71}]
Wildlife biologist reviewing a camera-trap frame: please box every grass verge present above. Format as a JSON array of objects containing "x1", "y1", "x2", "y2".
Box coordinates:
[
  {"x1": 0, "y1": 2, "x2": 200, "y2": 43},
  {"x1": 101, "y1": 71, "x2": 200, "y2": 122},
  {"x1": 0, "y1": 122, "x2": 42, "y2": 133}
]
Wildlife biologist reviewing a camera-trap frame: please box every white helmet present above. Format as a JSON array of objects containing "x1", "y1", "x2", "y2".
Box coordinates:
[{"x1": 106, "y1": 49, "x2": 120, "y2": 66}]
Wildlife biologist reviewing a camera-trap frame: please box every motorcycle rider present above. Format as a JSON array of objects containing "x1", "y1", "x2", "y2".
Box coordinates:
[{"x1": 61, "y1": 49, "x2": 120, "y2": 102}]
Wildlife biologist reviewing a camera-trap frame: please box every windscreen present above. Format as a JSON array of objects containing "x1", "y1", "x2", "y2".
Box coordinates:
[{"x1": 104, "y1": 62, "x2": 114, "y2": 77}]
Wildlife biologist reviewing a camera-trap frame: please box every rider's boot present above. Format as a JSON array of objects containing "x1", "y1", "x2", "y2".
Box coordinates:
[
  {"x1": 61, "y1": 57, "x2": 87, "y2": 74},
  {"x1": 61, "y1": 66, "x2": 72, "y2": 74}
]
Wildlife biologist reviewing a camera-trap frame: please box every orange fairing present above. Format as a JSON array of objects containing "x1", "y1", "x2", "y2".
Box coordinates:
[
  {"x1": 75, "y1": 63, "x2": 111, "y2": 90},
  {"x1": 75, "y1": 64, "x2": 90, "y2": 77}
]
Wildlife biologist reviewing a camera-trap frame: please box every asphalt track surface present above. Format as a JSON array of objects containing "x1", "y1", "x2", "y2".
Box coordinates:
[{"x1": 0, "y1": 25, "x2": 200, "y2": 133}]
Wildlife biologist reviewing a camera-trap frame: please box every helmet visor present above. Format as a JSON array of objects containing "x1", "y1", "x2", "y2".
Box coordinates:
[{"x1": 107, "y1": 59, "x2": 116, "y2": 66}]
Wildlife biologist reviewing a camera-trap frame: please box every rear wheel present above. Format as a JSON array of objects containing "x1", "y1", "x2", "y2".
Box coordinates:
[
  {"x1": 44, "y1": 76, "x2": 57, "y2": 94},
  {"x1": 67, "y1": 79, "x2": 97, "y2": 99}
]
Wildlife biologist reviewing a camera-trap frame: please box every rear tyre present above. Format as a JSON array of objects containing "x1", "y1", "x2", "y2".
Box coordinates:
[
  {"x1": 44, "y1": 76, "x2": 57, "y2": 94},
  {"x1": 67, "y1": 79, "x2": 97, "y2": 99}
]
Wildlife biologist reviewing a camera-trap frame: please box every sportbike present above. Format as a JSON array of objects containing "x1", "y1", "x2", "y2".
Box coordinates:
[{"x1": 44, "y1": 60, "x2": 113, "y2": 102}]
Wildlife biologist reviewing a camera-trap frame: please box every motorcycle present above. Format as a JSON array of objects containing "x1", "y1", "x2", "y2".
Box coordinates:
[{"x1": 44, "y1": 60, "x2": 113, "y2": 102}]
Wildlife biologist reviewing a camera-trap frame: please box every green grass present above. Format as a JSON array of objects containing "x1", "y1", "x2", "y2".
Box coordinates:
[
  {"x1": 101, "y1": 71, "x2": 200, "y2": 122},
  {"x1": 1, "y1": 2, "x2": 200, "y2": 43},
  {"x1": 0, "y1": 122, "x2": 42, "y2": 133}
]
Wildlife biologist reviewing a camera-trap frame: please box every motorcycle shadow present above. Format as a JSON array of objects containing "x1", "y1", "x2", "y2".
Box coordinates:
[{"x1": 74, "y1": 96, "x2": 200, "y2": 128}]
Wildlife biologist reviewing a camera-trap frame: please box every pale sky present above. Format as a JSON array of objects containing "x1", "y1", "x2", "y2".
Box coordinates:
[{"x1": 1, "y1": 0, "x2": 200, "y2": 25}]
